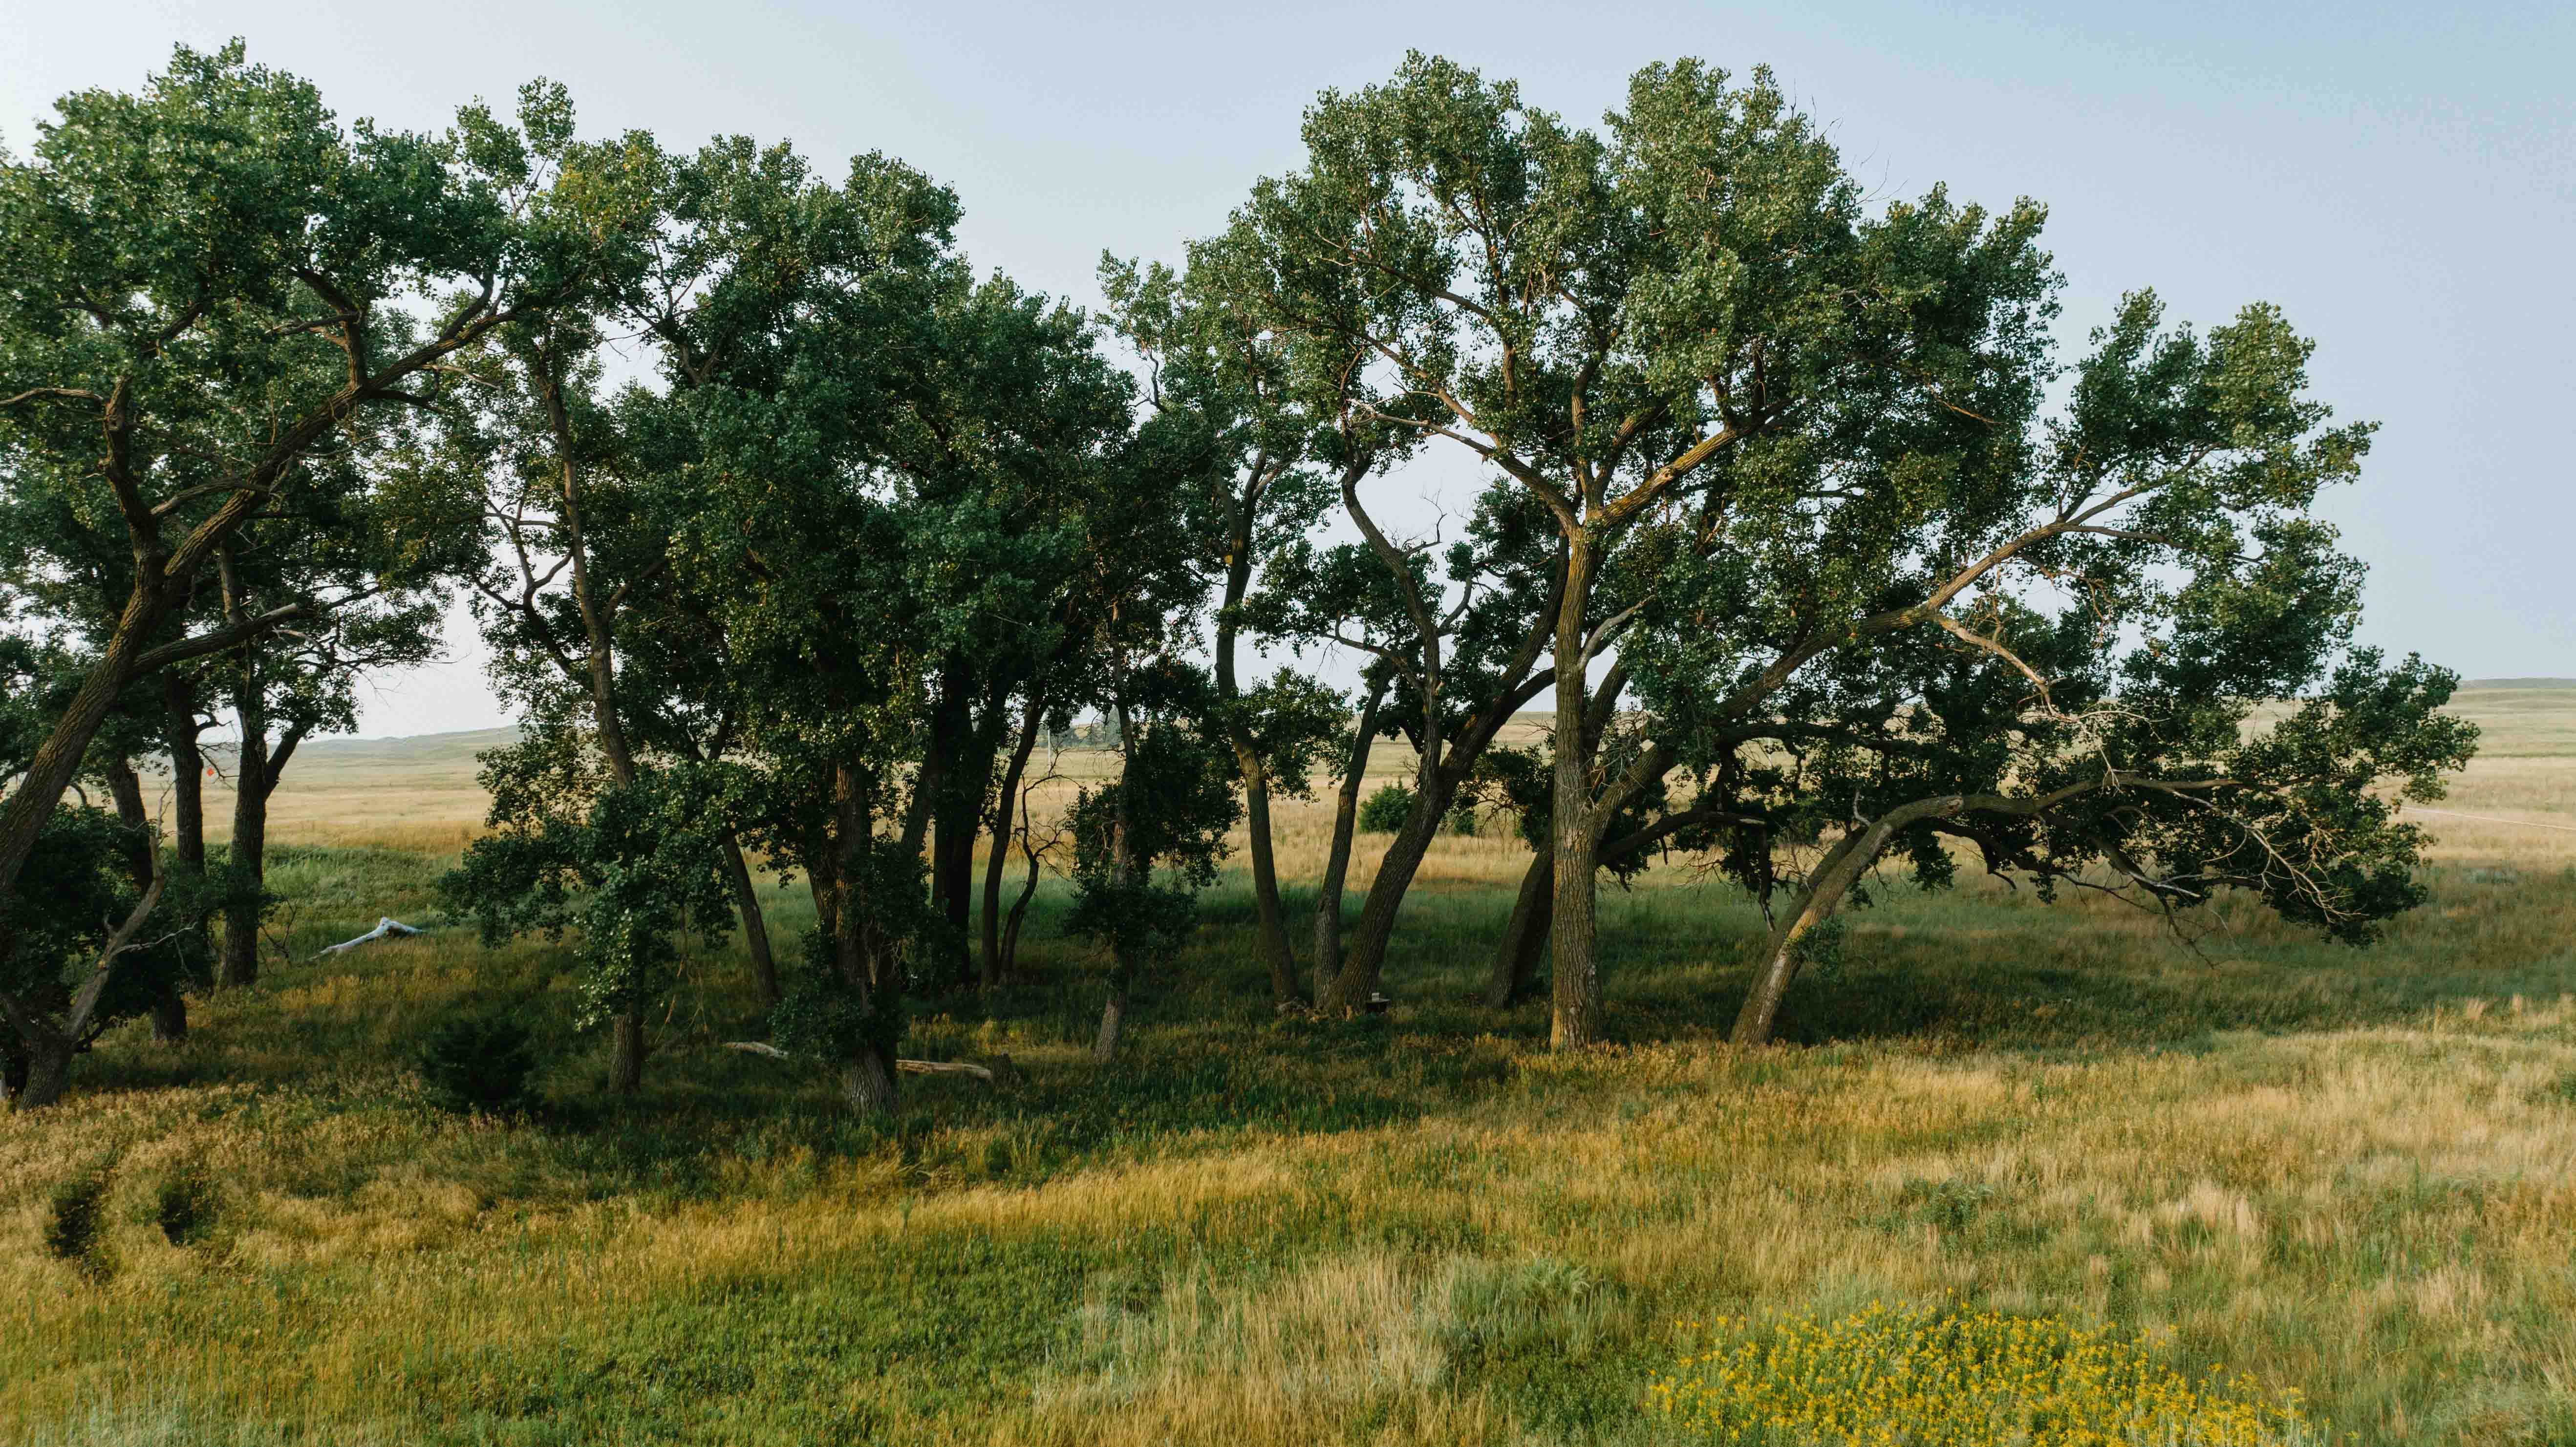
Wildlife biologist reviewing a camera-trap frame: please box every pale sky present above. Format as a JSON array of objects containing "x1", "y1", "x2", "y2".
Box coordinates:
[{"x1": 6, "y1": 0, "x2": 2566, "y2": 736}]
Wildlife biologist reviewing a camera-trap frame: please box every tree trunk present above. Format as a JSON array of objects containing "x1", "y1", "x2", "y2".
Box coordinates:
[
  {"x1": 1486, "y1": 843, "x2": 1554, "y2": 1008},
  {"x1": 609, "y1": 1010, "x2": 645, "y2": 1094},
  {"x1": 0, "y1": 578, "x2": 173, "y2": 967},
  {"x1": 219, "y1": 683, "x2": 271, "y2": 990},
  {"x1": 1239, "y1": 758, "x2": 1297, "y2": 1007},
  {"x1": 717, "y1": 831, "x2": 779, "y2": 1007},
  {"x1": 831, "y1": 760, "x2": 899, "y2": 1112},
  {"x1": 1730, "y1": 808, "x2": 1911, "y2": 1046},
  {"x1": 1548, "y1": 535, "x2": 1604, "y2": 1050},
  {"x1": 1317, "y1": 777, "x2": 1458, "y2": 1013},
  {"x1": 9, "y1": 1033, "x2": 76, "y2": 1112},
  {"x1": 1091, "y1": 984, "x2": 1128, "y2": 1063},
  {"x1": 1094, "y1": 695, "x2": 1140, "y2": 1062},
  {"x1": 981, "y1": 696, "x2": 1045, "y2": 988},
  {"x1": 1310, "y1": 684, "x2": 1383, "y2": 1001},
  {"x1": 840, "y1": 1052, "x2": 896, "y2": 1113},
  {"x1": 160, "y1": 680, "x2": 207, "y2": 1037}
]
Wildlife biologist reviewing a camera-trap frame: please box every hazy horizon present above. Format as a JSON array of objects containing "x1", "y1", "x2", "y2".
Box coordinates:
[{"x1": 9, "y1": 0, "x2": 2566, "y2": 737}]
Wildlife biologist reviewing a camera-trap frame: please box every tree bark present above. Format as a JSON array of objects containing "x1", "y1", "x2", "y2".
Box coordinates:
[
  {"x1": 1311, "y1": 683, "x2": 1384, "y2": 1001},
  {"x1": 1486, "y1": 843, "x2": 1554, "y2": 1008},
  {"x1": 1729, "y1": 800, "x2": 1939, "y2": 1046},
  {"x1": 608, "y1": 1010, "x2": 646, "y2": 1094},
  {"x1": 219, "y1": 662, "x2": 271, "y2": 990},
  {"x1": 156, "y1": 675, "x2": 208, "y2": 1040},
  {"x1": 717, "y1": 831, "x2": 778, "y2": 1007},
  {"x1": 1548, "y1": 534, "x2": 1604, "y2": 1050},
  {"x1": 10, "y1": 1035, "x2": 76, "y2": 1112}
]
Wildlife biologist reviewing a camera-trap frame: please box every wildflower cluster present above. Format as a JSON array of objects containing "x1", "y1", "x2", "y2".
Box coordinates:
[{"x1": 1650, "y1": 1302, "x2": 2323, "y2": 1446}]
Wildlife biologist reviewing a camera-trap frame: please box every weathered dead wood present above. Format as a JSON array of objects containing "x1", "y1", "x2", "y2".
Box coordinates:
[{"x1": 721, "y1": 1041, "x2": 1004, "y2": 1083}]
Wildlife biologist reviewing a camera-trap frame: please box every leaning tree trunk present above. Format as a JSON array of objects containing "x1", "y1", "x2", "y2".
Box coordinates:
[
  {"x1": 1730, "y1": 805, "x2": 1922, "y2": 1046},
  {"x1": 717, "y1": 831, "x2": 779, "y2": 1007},
  {"x1": 1310, "y1": 684, "x2": 1383, "y2": 1001},
  {"x1": 981, "y1": 697, "x2": 1045, "y2": 987},
  {"x1": 1486, "y1": 843, "x2": 1554, "y2": 1007},
  {"x1": 1317, "y1": 780, "x2": 1460, "y2": 1013}
]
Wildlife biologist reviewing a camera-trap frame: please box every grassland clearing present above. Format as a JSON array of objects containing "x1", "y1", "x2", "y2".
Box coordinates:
[{"x1": 6, "y1": 687, "x2": 2574, "y2": 1444}]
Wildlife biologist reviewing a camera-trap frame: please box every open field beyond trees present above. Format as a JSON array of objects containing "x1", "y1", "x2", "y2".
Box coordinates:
[{"x1": 4, "y1": 683, "x2": 2573, "y2": 1445}]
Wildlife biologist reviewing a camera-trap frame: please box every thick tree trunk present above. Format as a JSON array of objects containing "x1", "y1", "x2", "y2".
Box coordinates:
[
  {"x1": 981, "y1": 697, "x2": 1045, "y2": 988},
  {"x1": 1486, "y1": 843, "x2": 1554, "y2": 1007},
  {"x1": 717, "y1": 832, "x2": 778, "y2": 1007},
  {"x1": 219, "y1": 687, "x2": 271, "y2": 990},
  {"x1": 840, "y1": 1053, "x2": 896, "y2": 1113},
  {"x1": 0, "y1": 581, "x2": 171, "y2": 967},
  {"x1": 10, "y1": 1034, "x2": 76, "y2": 1112},
  {"x1": 1310, "y1": 684, "x2": 1383, "y2": 1001},
  {"x1": 608, "y1": 1010, "x2": 646, "y2": 1095},
  {"x1": 1548, "y1": 535, "x2": 1604, "y2": 1050},
  {"x1": 1091, "y1": 984, "x2": 1128, "y2": 1063}
]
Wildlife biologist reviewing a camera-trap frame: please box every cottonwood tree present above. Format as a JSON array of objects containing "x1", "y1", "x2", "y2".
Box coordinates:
[
  {"x1": 637, "y1": 136, "x2": 969, "y2": 1110},
  {"x1": 1227, "y1": 55, "x2": 2057, "y2": 1043},
  {"x1": 0, "y1": 47, "x2": 627, "y2": 1007},
  {"x1": 1602, "y1": 295, "x2": 2478, "y2": 1043}
]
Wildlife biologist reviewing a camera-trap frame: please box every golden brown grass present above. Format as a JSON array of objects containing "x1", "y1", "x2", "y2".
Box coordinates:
[{"x1": 6, "y1": 688, "x2": 2573, "y2": 1444}]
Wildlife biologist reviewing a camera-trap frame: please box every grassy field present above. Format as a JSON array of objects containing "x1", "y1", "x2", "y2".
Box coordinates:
[{"x1": 7, "y1": 687, "x2": 2576, "y2": 1444}]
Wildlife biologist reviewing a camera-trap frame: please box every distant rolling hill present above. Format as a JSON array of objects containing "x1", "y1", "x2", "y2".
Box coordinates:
[{"x1": 145, "y1": 679, "x2": 2575, "y2": 846}]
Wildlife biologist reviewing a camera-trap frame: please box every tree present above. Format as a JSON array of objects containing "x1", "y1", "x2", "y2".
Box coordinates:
[
  {"x1": 0, "y1": 46, "x2": 627, "y2": 1005},
  {"x1": 643, "y1": 134, "x2": 966, "y2": 1111},
  {"x1": 1597, "y1": 296, "x2": 2481, "y2": 1043},
  {"x1": 1227, "y1": 55, "x2": 2056, "y2": 1043},
  {"x1": 1068, "y1": 666, "x2": 1240, "y2": 1061}
]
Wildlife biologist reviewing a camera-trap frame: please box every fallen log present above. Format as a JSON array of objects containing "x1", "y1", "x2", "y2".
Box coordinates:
[
  {"x1": 722, "y1": 1041, "x2": 1002, "y2": 1082},
  {"x1": 312, "y1": 917, "x2": 423, "y2": 959}
]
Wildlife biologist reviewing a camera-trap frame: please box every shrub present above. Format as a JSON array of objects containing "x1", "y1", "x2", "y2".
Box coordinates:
[
  {"x1": 1652, "y1": 1301, "x2": 2323, "y2": 1445},
  {"x1": 1358, "y1": 784, "x2": 1416, "y2": 833},
  {"x1": 156, "y1": 1170, "x2": 220, "y2": 1247},
  {"x1": 44, "y1": 1172, "x2": 108, "y2": 1269},
  {"x1": 1447, "y1": 800, "x2": 1479, "y2": 836},
  {"x1": 415, "y1": 1011, "x2": 540, "y2": 1115}
]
